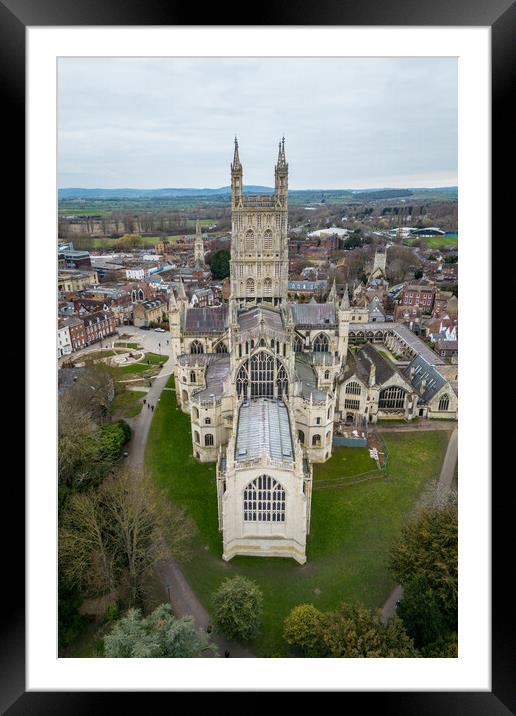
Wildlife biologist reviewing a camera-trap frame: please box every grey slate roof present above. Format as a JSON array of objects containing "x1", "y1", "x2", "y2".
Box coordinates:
[
  {"x1": 237, "y1": 306, "x2": 284, "y2": 334},
  {"x1": 295, "y1": 353, "x2": 328, "y2": 402},
  {"x1": 290, "y1": 301, "x2": 336, "y2": 327},
  {"x1": 184, "y1": 305, "x2": 228, "y2": 334},
  {"x1": 354, "y1": 343, "x2": 395, "y2": 385},
  {"x1": 235, "y1": 398, "x2": 293, "y2": 463},
  {"x1": 192, "y1": 354, "x2": 230, "y2": 400},
  {"x1": 404, "y1": 354, "x2": 448, "y2": 401}
]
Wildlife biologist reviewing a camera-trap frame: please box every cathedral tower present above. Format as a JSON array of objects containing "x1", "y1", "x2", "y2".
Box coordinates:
[{"x1": 229, "y1": 138, "x2": 289, "y2": 307}]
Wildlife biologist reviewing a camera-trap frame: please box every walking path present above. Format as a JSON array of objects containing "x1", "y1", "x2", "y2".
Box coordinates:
[
  {"x1": 126, "y1": 360, "x2": 254, "y2": 658},
  {"x1": 381, "y1": 426, "x2": 458, "y2": 623},
  {"x1": 376, "y1": 419, "x2": 457, "y2": 433}
]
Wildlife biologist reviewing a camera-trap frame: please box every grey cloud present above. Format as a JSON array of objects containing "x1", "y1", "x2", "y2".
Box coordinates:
[{"x1": 58, "y1": 57, "x2": 457, "y2": 189}]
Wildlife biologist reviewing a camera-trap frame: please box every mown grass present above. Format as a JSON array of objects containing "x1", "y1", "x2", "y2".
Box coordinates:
[
  {"x1": 145, "y1": 385, "x2": 449, "y2": 656},
  {"x1": 112, "y1": 388, "x2": 147, "y2": 418}
]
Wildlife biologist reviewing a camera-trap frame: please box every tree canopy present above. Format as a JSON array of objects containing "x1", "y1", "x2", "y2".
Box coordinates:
[
  {"x1": 390, "y1": 505, "x2": 458, "y2": 631},
  {"x1": 104, "y1": 604, "x2": 212, "y2": 658},
  {"x1": 207, "y1": 249, "x2": 230, "y2": 279},
  {"x1": 283, "y1": 602, "x2": 417, "y2": 657},
  {"x1": 212, "y1": 576, "x2": 263, "y2": 641}
]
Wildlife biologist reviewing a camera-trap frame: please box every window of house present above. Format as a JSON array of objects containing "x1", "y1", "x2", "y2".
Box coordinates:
[
  {"x1": 204, "y1": 433, "x2": 214, "y2": 447},
  {"x1": 312, "y1": 434, "x2": 321, "y2": 447}
]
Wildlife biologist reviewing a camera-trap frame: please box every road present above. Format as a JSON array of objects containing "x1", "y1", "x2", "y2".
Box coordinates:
[
  {"x1": 122, "y1": 331, "x2": 254, "y2": 658},
  {"x1": 381, "y1": 426, "x2": 458, "y2": 623}
]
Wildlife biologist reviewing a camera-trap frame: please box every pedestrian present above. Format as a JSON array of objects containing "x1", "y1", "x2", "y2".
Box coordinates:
[
  {"x1": 143, "y1": 398, "x2": 146, "y2": 405},
  {"x1": 151, "y1": 405, "x2": 154, "y2": 412},
  {"x1": 147, "y1": 403, "x2": 150, "y2": 410},
  {"x1": 206, "y1": 624, "x2": 212, "y2": 634},
  {"x1": 224, "y1": 649, "x2": 230, "y2": 658}
]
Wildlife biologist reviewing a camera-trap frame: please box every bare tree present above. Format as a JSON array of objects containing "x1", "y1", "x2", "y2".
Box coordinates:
[{"x1": 59, "y1": 467, "x2": 196, "y2": 605}]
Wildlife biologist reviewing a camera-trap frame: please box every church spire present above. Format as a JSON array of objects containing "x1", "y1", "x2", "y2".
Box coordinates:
[
  {"x1": 340, "y1": 283, "x2": 350, "y2": 309},
  {"x1": 231, "y1": 136, "x2": 242, "y2": 173},
  {"x1": 231, "y1": 136, "x2": 243, "y2": 209},
  {"x1": 178, "y1": 276, "x2": 187, "y2": 302},
  {"x1": 328, "y1": 278, "x2": 337, "y2": 303}
]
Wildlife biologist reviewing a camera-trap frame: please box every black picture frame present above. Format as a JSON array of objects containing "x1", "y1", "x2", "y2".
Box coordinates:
[{"x1": 8, "y1": 0, "x2": 509, "y2": 709}]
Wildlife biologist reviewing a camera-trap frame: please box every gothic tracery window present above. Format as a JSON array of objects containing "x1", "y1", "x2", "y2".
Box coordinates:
[
  {"x1": 246, "y1": 278, "x2": 255, "y2": 297},
  {"x1": 379, "y1": 386, "x2": 406, "y2": 409},
  {"x1": 293, "y1": 336, "x2": 303, "y2": 353},
  {"x1": 438, "y1": 394, "x2": 450, "y2": 411},
  {"x1": 263, "y1": 230, "x2": 273, "y2": 253},
  {"x1": 190, "y1": 340, "x2": 204, "y2": 354},
  {"x1": 204, "y1": 433, "x2": 214, "y2": 447},
  {"x1": 243, "y1": 475, "x2": 286, "y2": 522},
  {"x1": 263, "y1": 277, "x2": 272, "y2": 297},
  {"x1": 346, "y1": 381, "x2": 361, "y2": 395},
  {"x1": 245, "y1": 229, "x2": 255, "y2": 253},
  {"x1": 235, "y1": 351, "x2": 289, "y2": 400},
  {"x1": 313, "y1": 333, "x2": 329, "y2": 352}
]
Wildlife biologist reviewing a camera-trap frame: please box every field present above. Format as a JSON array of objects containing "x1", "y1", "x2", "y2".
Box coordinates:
[
  {"x1": 405, "y1": 233, "x2": 458, "y2": 250},
  {"x1": 145, "y1": 385, "x2": 449, "y2": 656}
]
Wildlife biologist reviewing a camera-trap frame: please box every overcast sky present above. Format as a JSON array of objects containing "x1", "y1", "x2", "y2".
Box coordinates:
[{"x1": 58, "y1": 57, "x2": 457, "y2": 190}]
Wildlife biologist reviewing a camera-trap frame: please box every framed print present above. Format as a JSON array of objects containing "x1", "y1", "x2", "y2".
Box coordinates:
[{"x1": 5, "y1": 0, "x2": 511, "y2": 708}]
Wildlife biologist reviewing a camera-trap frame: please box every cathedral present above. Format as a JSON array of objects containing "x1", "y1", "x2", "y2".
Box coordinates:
[
  {"x1": 169, "y1": 138, "x2": 457, "y2": 566},
  {"x1": 169, "y1": 138, "x2": 349, "y2": 564}
]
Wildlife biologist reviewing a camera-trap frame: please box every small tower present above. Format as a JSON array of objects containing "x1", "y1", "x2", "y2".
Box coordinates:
[
  {"x1": 231, "y1": 136, "x2": 243, "y2": 209},
  {"x1": 168, "y1": 289, "x2": 183, "y2": 363},
  {"x1": 337, "y1": 283, "x2": 350, "y2": 358},
  {"x1": 194, "y1": 220, "x2": 205, "y2": 266}
]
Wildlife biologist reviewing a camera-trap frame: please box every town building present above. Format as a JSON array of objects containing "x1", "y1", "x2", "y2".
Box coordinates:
[
  {"x1": 57, "y1": 319, "x2": 72, "y2": 357},
  {"x1": 81, "y1": 311, "x2": 116, "y2": 345},
  {"x1": 133, "y1": 298, "x2": 167, "y2": 327}
]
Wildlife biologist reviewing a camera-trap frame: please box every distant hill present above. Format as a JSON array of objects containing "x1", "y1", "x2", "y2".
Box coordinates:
[
  {"x1": 58, "y1": 185, "x2": 274, "y2": 200},
  {"x1": 58, "y1": 185, "x2": 457, "y2": 201}
]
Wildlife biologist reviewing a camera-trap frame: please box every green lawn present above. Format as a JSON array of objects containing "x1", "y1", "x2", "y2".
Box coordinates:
[
  {"x1": 313, "y1": 447, "x2": 378, "y2": 482},
  {"x1": 145, "y1": 387, "x2": 449, "y2": 656},
  {"x1": 405, "y1": 234, "x2": 458, "y2": 250},
  {"x1": 112, "y1": 388, "x2": 147, "y2": 418},
  {"x1": 144, "y1": 352, "x2": 169, "y2": 365}
]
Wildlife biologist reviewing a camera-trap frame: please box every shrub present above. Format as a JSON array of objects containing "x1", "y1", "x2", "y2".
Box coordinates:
[
  {"x1": 212, "y1": 576, "x2": 263, "y2": 641},
  {"x1": 283, "y1": 604, "x2": 326, "y2": 656}
]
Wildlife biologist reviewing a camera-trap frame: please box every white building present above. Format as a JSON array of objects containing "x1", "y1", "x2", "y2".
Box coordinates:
[{"x1": 57, "y1": 321, "x2": 72, "y2": 357}]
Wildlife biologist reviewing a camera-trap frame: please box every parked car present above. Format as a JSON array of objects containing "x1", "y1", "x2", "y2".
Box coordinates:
[
  {"x1": 154, "y1": 327, "x2": 166, "y2": 332},
  {"x1": 139, "y1": 325, "x2": 150, "y2": 331}
]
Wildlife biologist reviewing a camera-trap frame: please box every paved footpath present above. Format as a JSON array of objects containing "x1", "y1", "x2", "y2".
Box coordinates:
[
  {"x1": 376, "y1": 419, "x2": 457, "y2": 433},
  {"x1": 381, "y1": 426, "x2": 458, "y2": 623},
  {"x1": 126, "y1": 360, "x2": 254, "y2": 658}
]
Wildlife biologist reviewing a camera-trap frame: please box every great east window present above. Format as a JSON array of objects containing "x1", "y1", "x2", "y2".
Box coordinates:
[{"x1": 236, "y1": 351, "x2": 289, "y2": 400}]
